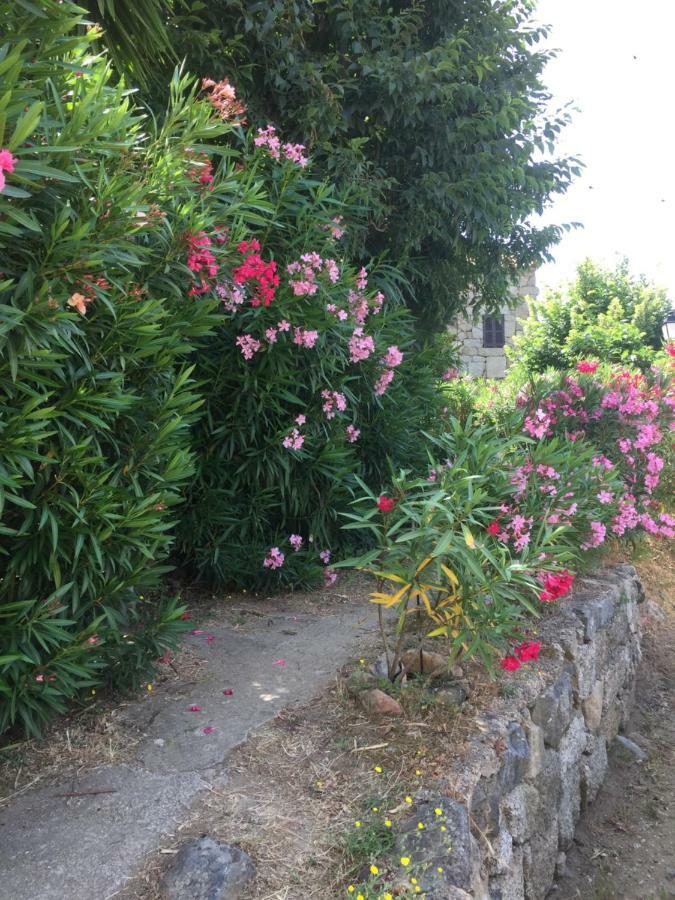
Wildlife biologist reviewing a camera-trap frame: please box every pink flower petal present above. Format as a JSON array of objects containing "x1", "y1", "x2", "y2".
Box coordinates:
[
  {"x1": 273, "y1": 659, "x2": 286, "y2": 666},
  {"x1": 191, "y1": 629, "x2": 204, "y2": 635},
  {"x1": 202, "y1": 726, "x2": 216, "y2": 735},
  {"x1": 223, "y1": 689, "x2": 234, "y2": 696},
  {"x1": 188, "y1": 705, "x2": 203, "y2": 712},
  {"x1": 205, "y1": 634, "x2": 216, "y2": 642}
]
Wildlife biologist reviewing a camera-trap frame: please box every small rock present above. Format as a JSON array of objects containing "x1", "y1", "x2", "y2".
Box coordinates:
[
  {"x1": 436, "y1": 683, "x2": 468, "y2": 706},
  {"x1": 358, "y1": 688, "x2": 403, "y2": 717},
  {"x1": 451, "y1": 665, "x2": 464, "y2": 678},
  {"x1": 614, "y1": 735, "x2": 648, "y2": 761},
  {"x1": 665, "y1": 866, "x2": 675, "y2": 880},
  {"x1": 161, "y1": 836, "x2": 254, "y2": 900},
  {"x1": 401, "y1": 648, "x2": 450, "y2": 677},
  {"x1": 369, "y1": 653, "x2": 403, "y2": 681}
]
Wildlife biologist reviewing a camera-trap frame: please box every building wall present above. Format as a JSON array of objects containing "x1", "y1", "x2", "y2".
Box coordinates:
[{"x1": 450, "y1": 270, "x2": 538, "y2": 378}]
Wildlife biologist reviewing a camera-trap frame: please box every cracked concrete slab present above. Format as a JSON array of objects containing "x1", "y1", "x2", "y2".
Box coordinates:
[{"x1": 0, "y1": 597, "x2": 378, "y2": 899}]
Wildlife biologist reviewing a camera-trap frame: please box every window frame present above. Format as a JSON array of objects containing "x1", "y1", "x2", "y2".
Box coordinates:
[{"x1": 483, "y1": 314, "x2": 505, "y2": 349}]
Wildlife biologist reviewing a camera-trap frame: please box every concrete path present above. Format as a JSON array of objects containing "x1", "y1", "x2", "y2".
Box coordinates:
[{"x1": 0, "y1": 594, "x2": 377, "y2": 900}]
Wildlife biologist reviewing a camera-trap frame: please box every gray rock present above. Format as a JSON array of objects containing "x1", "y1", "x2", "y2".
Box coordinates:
[
  {"x1": 614, "y1": 734, "x2": 648, "y2": 761},
  {"x1": 488, "y1": 844, "x2": 525, "y2": 900},
  {"x1": 437, "y1": 683, "x2": 468, "y2": 706},
  {"x1": 529, "y1": 674, "x2": 572, "y2": 749},
  {"x1": 524, "y1": 717, "x2": 545, "y2": 780},
  {"x1": 399, "y1": 799, "x2": 473, "y2": 893},
  {"x1": 470, "y1": 776, "x2": 501, "y2": 836},
  {"x1": 498, "y1": 723, "x2": 530, "y2": 792},
  {"x1": 582, "y1": 680, "x2": 604, "y2": 732},
  {"x1": 161, "y1": 837, "x2": 254, "y2": 900},
  {"x1": 501, "y1": 783, "x2": 540, "y2": 844},
  {"x1": 523, "y1": 816, "x2": 559, "y2": 900},
  {"x1": 580, "y1": 734, "x2": 608, "y2": 807}
]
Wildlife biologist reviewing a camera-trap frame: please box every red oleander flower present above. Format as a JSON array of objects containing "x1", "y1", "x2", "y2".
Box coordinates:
[
  {"x1": 377, "y1": 495, "x2": 397, "y2": 513},
  {"x1": 500, "y1": 655, "x2": 521, "y2": 672},
  {"x1": 515, "y1": 640, "x2": 541, "y2": 663}
]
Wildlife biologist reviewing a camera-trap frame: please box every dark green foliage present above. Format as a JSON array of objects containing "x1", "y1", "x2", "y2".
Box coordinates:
[
  {"x1": 164, "y1": 0, "x2": 580, "y2": 331},
  {"x1": 511, "y1": 259, "x2": 672, "y2": 374},
  {"x1": 0, "y1": 3, "x2": 236, "y2": 735}
]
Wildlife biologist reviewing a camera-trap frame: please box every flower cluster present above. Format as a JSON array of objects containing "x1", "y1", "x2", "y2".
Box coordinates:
[
  {"x1": 374, "y1": 345, "x2": 404, "y2": 397},
  {"x1": 186, "y1": 231, "x2": 218, "y2": 297},
  {"x1": 254, "y1": 125, "x2": 308, "y2": 167},
  {"x1": 500, "y1": 639, "x2": 541, "y2": 672},
  {"x1": 232, "y1": 239, "x2": 279, "y2": 307},
  {"x1": 538, "y1": 570, "x2": 575, "y2": 602},
  {"x1": 287, "y1": 252, "x2": 339, "y2": 296},
  {"x1": 0, "y1": 148, "x2": 17, "y2": 193},
  {"x1": 66, "y1": 274, "x2": 110, "y2": 316},
  {"x1": 201, "y1": 78, "x2": 247, "y2": 122},
  {"x1": 349, "y1": 327, "x2": 375, "y2": 363},
  {"x1": 263, "y1": 547, "x2": 285, "y2": 569},
  {"x1": 236, "y1": 334, "x2": 262, "y2": 360},
  {"x1": 321, "y1": 390, "x2": 347, "y2": 419}
]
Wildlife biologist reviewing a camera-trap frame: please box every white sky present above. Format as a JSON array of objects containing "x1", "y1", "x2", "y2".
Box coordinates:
[{"x1": 533, "y1": 0, "x2": 675, "y2": 300}]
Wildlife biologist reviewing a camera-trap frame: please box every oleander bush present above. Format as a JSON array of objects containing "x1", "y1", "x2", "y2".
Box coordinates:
[
  {"x1": 0, "y1": 2, "x2": 252, "y2": 734},
  {"x1": 177, "y1": 132, "x2": 453, "y2": 589}
]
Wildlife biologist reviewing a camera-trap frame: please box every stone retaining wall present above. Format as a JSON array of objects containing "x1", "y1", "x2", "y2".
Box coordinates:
[{"x1": 400, "y1": 565, "x2": 643, "y2": 899}]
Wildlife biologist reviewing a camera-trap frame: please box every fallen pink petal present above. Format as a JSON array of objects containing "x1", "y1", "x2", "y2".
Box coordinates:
[
  {"x1": 205, "y1": 634, "x2": 216, "y2": 642},
  {"x1": 191, "y1": 629, "x2": 204, "y2": 635},
  {"x1": 273, "y1": 659, "x2": 286, "y2": 666},
  {"x1": 202, "y1": 726, "x2": 216, "y2": 735},
  {"x1": 188, "y1": 705, "x2": 203, "y2": 712},
  {"x1": 223, "y1": 689, "x2": 234, "y2": 696}
]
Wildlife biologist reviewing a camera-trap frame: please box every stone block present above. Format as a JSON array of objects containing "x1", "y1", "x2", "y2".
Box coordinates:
[
  {"x1": 488, "y1": 845, "x2": 525, "y2": 900},
  {"x1": 501, "y1": 783, "x2": 540, "y2": 844},
  {"x1": 160, "y1": 837, "x2": 254, "y2": 900},
  {"x1": 486, "y1": 356, "x2": 507, "y2": 379},
  {"x1": 523, "y1": 816, "x2": 558, "y2": 900},
  {"x1": 497, "y1": 723, "x2": 530, "y2": 793},
  {"x1": 581, "y1": 734, "x2": 608, "y2": 806},
  {"x1": 523, "y1": 718, "x2": 545, "y2": 780},
  {"x1": 582, "y1": 680, "x2": 604, "y2": 732},
  {"x1": 399, "y1": 798, "x2": 473, "y2": 894},
  {"x1": 529, "y1": 674, "x2": 572, "y2": 748}
]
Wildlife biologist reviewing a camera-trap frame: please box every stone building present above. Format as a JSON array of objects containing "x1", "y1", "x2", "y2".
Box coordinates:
[{"x1": 449, "y1": 270, "x2": 538, "y2": 378}]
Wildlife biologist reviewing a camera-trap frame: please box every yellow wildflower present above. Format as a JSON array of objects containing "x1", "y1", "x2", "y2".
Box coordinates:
[
  {"x1": 384, "y1": 819, "x2": 392, "y2": 828},
  {"x1": 434, "y1": 808, "x2": 442, "y2": 816},
  {"x1": 354, "y1": 821, "x2": 362, "y2": 828},
  {"x1": 405, "y1": 796, "x2": 413, "y2": 804},
  {"x1": 370, "y1": 864, "x2": 379, "y2": 875},
  {"x1": 401, "y1": 856, "x2": 410, "y2": 866}
]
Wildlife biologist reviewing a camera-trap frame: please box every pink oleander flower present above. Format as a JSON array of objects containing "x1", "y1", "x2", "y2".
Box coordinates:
[
  {"x1": 263, "y1": 547, "x2": 285, "y2": 569},
  {"x1": 323, "y1": 567, "x2": 338, "y2": 587},
  {"x1": 201, "y1": 77, "x2": 246, "y2": 121},
  {"x1": 0, "y1": 149, "x2": 17, "y2": 173},
  {"x1": 293, "y1": 327, "x2": 319, "y2": 348},
  {"x1": 277, "y1": 319, "x2": 291, "y2": 332},
  {"x1": 592, "y1": 455, "x2": 614, "y2": 470},
  {"x1": 356, "y1": 267, "x2": 368, "y2": 290},
  {"x1": 282, "y1": 427, "x2": 304, "y2": 450},
  {"x1": 321, "y1": 389, "x2": 347, "y2": 419},
  {"x1": 254, "y1": 124, "x2": 281, "y2": 159},
  {"x1": 581, "y1": 520, "x2": 607, "y2": 550},
  {"x1": 576, "y1": 360, "x2": 599, "y2": 374},
  {"x1": 523, "y1": 408, "x2": 553, "y2": 439},
  {"x1": 295, "y1": 414, "x2": 306, "y2": 426},
  {"x1": 597, "y1": 491, "x2": 614, "y2": 504},
  {"x1": 349, "y1": 327, "x2": 375, "y2": 363},
  {"x1": 374, "y1": 368, "x2": 395, "y2": 396},
  {"x1": 289, "y1": 534, "x2": 303, "y2": 551},
  {"x1": 382, "y1": 346, "x2": 404, "y2": 368},
  {"x1": 236, "y1": 334, "x2": 262, "y2": 360},
  {"x1": 282, "y1": 142, "x2": 309, "y2": 167},
  {"x1": 319, "y1": 549, "x2": 331, "y2": 564},
  {"x1": 265, "y1": 327, "x2": 278, "y2": 343},
  {"x1": 346, "y1": 424, "x2": 361, "y2": 443}
]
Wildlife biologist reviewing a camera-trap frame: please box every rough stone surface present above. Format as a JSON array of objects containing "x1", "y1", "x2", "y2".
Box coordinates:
[
  {"x1": 529, "y1": 673, "x2": 572, "y2": 748},
  {"x1": 449, "y1": 272, "x2": 537, "y2": 379},
  {"x1": 160, "y1": 837, "x2": 254, "y2": 900},
  {"x1": 399, "y1": 566, "x2": 642, "y2": 900}
]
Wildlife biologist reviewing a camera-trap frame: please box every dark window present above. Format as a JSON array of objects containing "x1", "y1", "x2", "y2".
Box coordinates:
[{"x1": 483, "y1": 314, "x2": 505, "y2": 348}]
